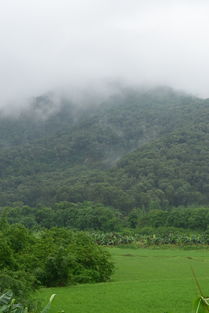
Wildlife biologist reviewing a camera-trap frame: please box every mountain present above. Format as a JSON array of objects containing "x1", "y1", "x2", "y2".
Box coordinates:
[{"x1": 0, "y1": 86, "x2": 208, "y2": 210}]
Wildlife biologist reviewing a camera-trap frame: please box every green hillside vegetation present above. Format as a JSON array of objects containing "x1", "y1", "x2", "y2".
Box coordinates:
[
  {"x1": 109, "y1": 125, "x2": 209, "y2": 210},
  {"x1": 0, "y1": 86, "x2": 209, "y2": 216}
]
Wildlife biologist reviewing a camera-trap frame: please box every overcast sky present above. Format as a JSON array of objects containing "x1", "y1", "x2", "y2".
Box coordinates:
[{"x1": 1, "y1": 0, "x2": 209, "y2": 109}]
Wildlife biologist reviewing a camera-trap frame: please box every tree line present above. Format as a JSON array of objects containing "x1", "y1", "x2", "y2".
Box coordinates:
[{"x1": 4, "y1": 202, "x2": 209, "y2": 232}]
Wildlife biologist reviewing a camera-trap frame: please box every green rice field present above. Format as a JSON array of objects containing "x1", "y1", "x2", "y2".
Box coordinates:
[{"x1": 38, "y1": 247, "x2": 209, "y2": 313}]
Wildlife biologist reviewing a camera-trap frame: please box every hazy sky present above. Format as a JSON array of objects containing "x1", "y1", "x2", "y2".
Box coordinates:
[{"x1": 1, "y1": 0, "x2": 209, "y2": 109}]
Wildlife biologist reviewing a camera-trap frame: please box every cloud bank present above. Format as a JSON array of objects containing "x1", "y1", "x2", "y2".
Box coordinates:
[{"x1": 1, "y1": 0, "x2": 209, "y2": 109}]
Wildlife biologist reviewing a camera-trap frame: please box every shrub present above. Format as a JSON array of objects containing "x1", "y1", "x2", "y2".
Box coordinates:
[
  {"x1": 0, "y1": 223, "x2": 114, "y2": 298},
  {"x1": 0, "y1": 270, "x2": 37, "y2": 303},
  {"x1": 33, "y1": 228, "x2": 114, "y2": 286}
]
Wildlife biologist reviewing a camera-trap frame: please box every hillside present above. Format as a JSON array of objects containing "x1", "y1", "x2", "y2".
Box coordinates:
[{"x1": 0, "y1": 86, "x2": 209, "y2": 210}]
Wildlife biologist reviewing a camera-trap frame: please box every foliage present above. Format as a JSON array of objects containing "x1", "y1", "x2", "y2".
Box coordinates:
[
  {"x1": 90, "y1": 232, "x2": 138, "y2": 246},
  {"x1": 0, "y1": 270, "x2": 37, "y2": 303},
  {"x1": 0, "y1": 290, "x2": 56, "y2": 313},
  {"x1": 6, "y1": 202, "x2": 122, "y2": 232},
  {"x1": 0, "y1": 87, "x2": 209, "y2": 212},
  {"x1": 5, "y1": 204, "x2": 209, "y2": 234},
  {"x1": 136, "y1": 207, "x2": 209, "y2": 231},
  {"x1": 89, "y1": 229, "x2": 209, "y2": 247},
  {"x1": 0, "y1": 222, "x2": 114, "y2": 301}
]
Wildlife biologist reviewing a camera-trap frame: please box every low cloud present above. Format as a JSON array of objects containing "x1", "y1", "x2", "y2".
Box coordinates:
[{"x1": 1, "y1": 0, "x2": 209, "y2": 111}]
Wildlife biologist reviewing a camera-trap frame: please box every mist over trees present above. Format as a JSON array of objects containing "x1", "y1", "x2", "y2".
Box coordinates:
[{"x1": 0, "y1": 86, "x2": 209, "y2": 226}]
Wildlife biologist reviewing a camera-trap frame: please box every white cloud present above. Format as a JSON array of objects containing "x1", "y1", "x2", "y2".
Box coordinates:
[{"x1": 0, "y1": 0, "x2": 209, "y2": 109}]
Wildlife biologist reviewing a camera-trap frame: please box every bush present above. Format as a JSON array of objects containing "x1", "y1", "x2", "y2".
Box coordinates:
[
  {"x1": 0, "y1": 223, "x2": 114, "y2": 299},
  {"x1": 33, "y1": 228, "x2": 114, "y2": 286},
  {"x1": 0, "y1": 270, "x2": 37, "y2": 303}
]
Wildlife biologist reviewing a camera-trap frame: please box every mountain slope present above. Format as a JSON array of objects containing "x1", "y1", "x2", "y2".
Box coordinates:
[{"x1": 0, "y1": 87, "x2": 208, "y2": 209}]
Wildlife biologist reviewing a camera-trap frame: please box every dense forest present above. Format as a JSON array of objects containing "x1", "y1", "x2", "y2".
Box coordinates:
[{"x1": 0, "y1": 86, "x2": 209, "y2": 229}]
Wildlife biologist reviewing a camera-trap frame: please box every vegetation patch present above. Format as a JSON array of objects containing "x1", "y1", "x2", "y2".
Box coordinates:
[{"x1": 0, "y1": 219, "x2": 114, "y2": 304}]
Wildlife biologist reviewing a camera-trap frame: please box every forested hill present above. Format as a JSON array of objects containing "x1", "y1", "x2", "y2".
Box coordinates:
[{"x1": 0, "y1": 86, "x2": 209, "y2": 210}]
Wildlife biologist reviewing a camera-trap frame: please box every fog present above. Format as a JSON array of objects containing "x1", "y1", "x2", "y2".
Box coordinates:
[{"x1": 1, "y1": 0, "x2": 209, "y2": 111}]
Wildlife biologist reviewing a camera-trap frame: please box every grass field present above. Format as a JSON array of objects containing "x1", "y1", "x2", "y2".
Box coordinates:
[{"x1": 37, "y1": 247, "x2": 209, "y2": 313}]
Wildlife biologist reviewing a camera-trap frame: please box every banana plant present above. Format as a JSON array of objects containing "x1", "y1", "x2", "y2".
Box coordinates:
[
  {"x1": 194, "y1": 296, "x2": 209, "y2": 313},
  {"x1": 0, "y1": 291, "x2": 56, "y2": 313},
  {"x1": 192, "y1": 268, "x2": 209, "y2": 313}
]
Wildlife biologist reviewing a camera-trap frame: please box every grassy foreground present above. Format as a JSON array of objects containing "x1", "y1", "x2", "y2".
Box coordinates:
[{"x1": 37, "y1": 247, "x2": 209, "y2": 313}]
